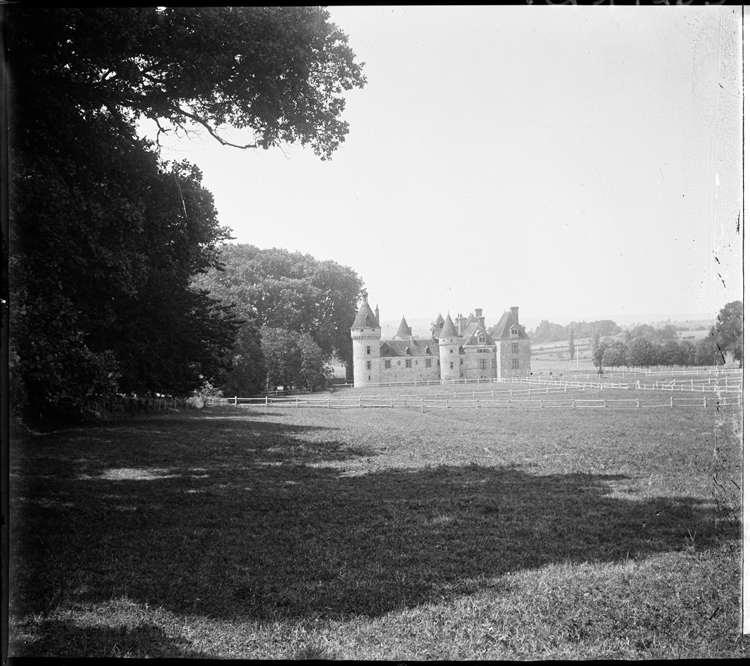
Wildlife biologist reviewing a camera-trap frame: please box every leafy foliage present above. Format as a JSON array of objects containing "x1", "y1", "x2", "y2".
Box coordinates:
[
  {"x1": 194, "y1": 244, "x2": 363, "y2": 379},
  {"x1": 713, "y1": 301, "x2": 743, "y2": 367},
  {"x1": 260, "y1": 326, "x2": 331, "y2": 391},
  {"x1": 8, "y1": 7, "x2": 365, "y2": 418}
]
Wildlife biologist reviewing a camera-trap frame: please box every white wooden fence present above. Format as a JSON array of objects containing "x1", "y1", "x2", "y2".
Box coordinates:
[{"x1": 207, "y1": 392, "x2": 741, "y2": 412}]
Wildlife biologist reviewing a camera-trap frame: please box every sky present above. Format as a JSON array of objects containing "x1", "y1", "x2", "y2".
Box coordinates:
[{"x1": 143, "y1": 6, "x2": 743, "y2": 330}]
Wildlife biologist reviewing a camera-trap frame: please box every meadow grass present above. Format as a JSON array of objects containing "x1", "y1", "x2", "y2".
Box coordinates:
[{"x1": 9, "y1": 387, "x2": 745, "y2": 659}]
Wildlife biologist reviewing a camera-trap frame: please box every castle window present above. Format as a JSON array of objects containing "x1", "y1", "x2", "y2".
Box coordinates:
[
  {"x1": 480, "y1": 359, "x2": 487, "y2": 369},
  {"x1": 385, "y1": 360, "x2": 391, "y2": 369},
  {"x1": 460, "y1": 359, "x2": 463, "y2": 365},
  {"x1": 512, "y1": 358, "x2": 519, "y2": 369},
  {"x1": 425, "y1": 358, "x2": 432, "y2": 368},
  {"x1": 450, "y1": 362, "x2": 454, "y2": 370},
  {"x1": 366, "y1": 346, "x2": 371, "y2": 355},
  {"x1": 479, "y1": 337, "x2": 485, "y2": 343},
  {"x1": 512, "y1": 342, "x2": 518, "y2": 354},
  {"x1": 511, "y1": 326, "x2": 518, "y2": 337},
  {"x1": 406, "y1": 359, "x2": 412, "y2": 368},
  {"x1": 366, "y1": 361, "x2": 371, "y2": 370}
]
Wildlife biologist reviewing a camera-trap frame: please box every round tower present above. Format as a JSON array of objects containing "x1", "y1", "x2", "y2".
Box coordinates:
[
  {"x1": 438, "y1": 313, "x2": 461, "y2": 382},
  {"x1": 350, "y1": 293, "x2": 381, "y2": 387}
]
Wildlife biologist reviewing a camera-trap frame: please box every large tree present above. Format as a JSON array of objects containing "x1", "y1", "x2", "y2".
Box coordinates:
[
  {"x1": 194, "y1": 244, "x2": 363, "y2": 379},
  {"x1": 713, "y1": 300, "x2": 743, "y2": 367},
  {"x1": 8, "y1": 7, "x2": 366, "y2": 417}
]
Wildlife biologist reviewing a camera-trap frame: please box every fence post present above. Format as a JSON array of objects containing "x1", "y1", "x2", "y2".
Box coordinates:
[
  {"x1": 265, "y1": 395, "x2": 269, "y2": 407},
  {"x1": 328, "y1": 397, "x2": 331, "y2": 409},
  {"x1": 670, "y1": 396, "x2": 673, "y2": 409},
  {"x1": 421, "y1": 398, "x2": 424, "y2": 413},
  {"x1": 573, "y1": 399, "x2": 576, "y2": 409},
  {"x1": 390, "y1": 398, "x2": 393, "y2": 408},
  {"x1": 234, "y1": 396, "x2": 238, "y2": 406},
  {"x1": 296, "y1": 396, "x2": 299, "y2": 409},
  {"x1": 704, "y1": 396, "x2": 707, "y2": 408},
  {"x1": 636, "y1": 399, "x2": 639, "y2": 408}
]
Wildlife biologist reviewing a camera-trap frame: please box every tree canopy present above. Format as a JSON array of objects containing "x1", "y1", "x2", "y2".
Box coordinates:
[
  {"x1": 713, "y1": 300, "x2": 743, "y2": 367},
  {"x1": 194, "y1": 244, "x2": 363, "y2": 383},
  {"x1": 8, "y1": 7, "x2": 366, "y2": 418}
]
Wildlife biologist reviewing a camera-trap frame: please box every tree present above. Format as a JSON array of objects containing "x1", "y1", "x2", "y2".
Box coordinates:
[
  {"x1": 9, "y1": 7, "x2": 366, "y2": 161},
  {"x1": 714, "y1": 301, "x2": 743, "y2": 367},
  {"x1": 679, "y1": 340, "x2": 696, "y2": 366},
  {"x1": 568, "y1": 325, "x2": 576, "y2": 361},
  {"x1": 259, "y1": 326, "x2": 330, "y2": 392},
  {"x1": 657, "y1": 340, "x2": 684, "y2": 367},
  {"x1": 530, "y1": 320, "x2": 566, "y2": 343},
  {"x1": 297, "y1": 333, "x2": 333, "y2": 392},
  {"x1": 694, "y1": 331, "x2": 725, "y2": 367},
  {"x1": 603, "y1": 342, "x2": 628, "y2": 368},
  {"x1": 222, "y1": 322, "x2": 267, "y2": 398},
  {"x1": 627, "y1": 337, "x2": 655, "y2": 368},
  {"x1": 194, "y1": 244, "x2": 363, "y2": 379},
  {"x1": 9, "y1": 7, "x2": 366, "y2": 417}
]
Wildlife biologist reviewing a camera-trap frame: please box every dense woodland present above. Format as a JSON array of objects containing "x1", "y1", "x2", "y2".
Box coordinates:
[{"x1": 8, "y1": 7, "x2": 366, "y2": 420}]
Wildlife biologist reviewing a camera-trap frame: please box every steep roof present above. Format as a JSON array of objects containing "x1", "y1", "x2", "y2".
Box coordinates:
[
  {"x1": 352, "y1": 300, "x2": 380, "y2": 329},
  {"x1": 394, "y1": 316, "x2": 412, "y2": 339},
  {"x1": 433, "y1": 313, "x2": 445, "y2": 327},
  {"x1": 461, "y1": 321, "x2": 494, "y2": 346},
  {"x1": 439, "y1": 314, "x2": 458, "y2": 338},
  {"x1": 490, "y1": 311, "x2": 529, "y2": 340},
  {"x1": 381, "y1": 339, "x2": 436, "y2": 357}
]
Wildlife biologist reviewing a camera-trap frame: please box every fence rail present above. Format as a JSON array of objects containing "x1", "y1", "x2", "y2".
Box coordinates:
[{"x1": 207, "y1": 393, "x2": 741, "y2": 412}]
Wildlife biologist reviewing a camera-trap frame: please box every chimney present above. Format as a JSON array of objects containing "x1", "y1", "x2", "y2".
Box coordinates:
[
  {"x1": 510, "y1": 306, "x2": 519, "y2": 322},
  {"x1": 375, "y1": 305, "x2": 380, "y2": 325},
  {"x1": 475, "y1": 308, "x2": 485, "y2": 328}
]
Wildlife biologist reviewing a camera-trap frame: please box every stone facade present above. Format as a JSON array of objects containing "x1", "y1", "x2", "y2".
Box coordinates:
[{"x1": 350, "y1": 297, "x2": 531, "y2": 387}]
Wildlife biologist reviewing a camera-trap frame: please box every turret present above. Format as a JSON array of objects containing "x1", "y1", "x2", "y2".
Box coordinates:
[
  {"x1": 438, "y1": 313, "x2": 461, "y2": 382},
  {"x1": 351, "y1": 292, "x2": 381, "y2": 387}
]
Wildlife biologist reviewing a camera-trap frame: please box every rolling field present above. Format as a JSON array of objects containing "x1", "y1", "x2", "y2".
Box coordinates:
[{"x1": 9, "y1": 385, "x2": 745, "y2": 659}]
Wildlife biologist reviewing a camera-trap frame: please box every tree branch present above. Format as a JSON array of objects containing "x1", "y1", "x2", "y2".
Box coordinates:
[{"x1": 172, "y1": 106, "x2": 259, "y2": 150}]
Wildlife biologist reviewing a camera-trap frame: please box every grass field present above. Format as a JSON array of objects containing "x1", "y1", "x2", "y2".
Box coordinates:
[{"x1": 9, "y1": 384, "x2": 746, "y2": 659}]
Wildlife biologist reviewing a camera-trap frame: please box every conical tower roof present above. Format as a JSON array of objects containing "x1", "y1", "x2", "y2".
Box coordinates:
[
  {"x1": 439, "y1": 313, "x2": 458, "y2": 338},
  {"x1": 395, "y1": 316, "x2": 411, "y2": 339},
  {"x1": 352, "y1": 299, "x2": 380, "y2": 329}
]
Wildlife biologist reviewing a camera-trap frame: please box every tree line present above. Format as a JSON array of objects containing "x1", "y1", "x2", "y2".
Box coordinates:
[
  {"x1": 590, "y1": 301, "x2": 743, "y2": 370},
  {"x1": 8, "y1": 7, "x2": 366, "y2": 420}
]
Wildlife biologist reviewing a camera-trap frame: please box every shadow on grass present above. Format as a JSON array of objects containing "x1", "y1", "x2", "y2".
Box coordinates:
[
  {"x1": 13, "y1": 617, "x2": 209, "y2": 658},
  {"x1": 11, "y1": 408, "x2": 735, "y2": 633}
]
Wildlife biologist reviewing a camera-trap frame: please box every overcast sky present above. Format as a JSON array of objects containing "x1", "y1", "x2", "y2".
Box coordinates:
[{"x1": 144, "y1": 6, "x2": 743, "y2": 329}]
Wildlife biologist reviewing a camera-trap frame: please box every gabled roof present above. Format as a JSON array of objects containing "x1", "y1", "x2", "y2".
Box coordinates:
[
  {"x1": 461, "y1": 321, "x2": 494, "y2": 346},
  {"x1": 433, "y1": 313, "x2": 445, "y2": 327},
  {"x1": 394, "y1": 316, "x2": 412, "y2": 339},
  {"x1": 467, "y1": 312, "x2": 476, "y2": 324},
  {"x1": 439, "y1": 314, "x2": 458, "y2": 338},
  {"x1": 352, "y1": 300, "x2": 380, "y2": 329},
  {"x1": 490, "y1": 311, "x2": 529, "y2": 340}
]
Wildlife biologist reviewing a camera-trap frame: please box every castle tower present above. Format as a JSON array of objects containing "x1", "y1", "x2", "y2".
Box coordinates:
[
  {"x1": 350, "y1": 292, "x2": 381, "y2": 387},
  {"x1": 438, "y1": 313, "x2": 461, "y2": 382}
]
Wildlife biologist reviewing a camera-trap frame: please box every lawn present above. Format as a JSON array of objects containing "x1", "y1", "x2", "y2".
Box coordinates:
[{"x1": 9, "y1": 390, "x2": 746, "y2": 659}]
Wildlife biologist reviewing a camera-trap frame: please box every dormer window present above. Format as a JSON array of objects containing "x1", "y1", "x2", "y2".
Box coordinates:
[
  {"x1": 479, "y1": 336, "x2": 485, "y2": 343},
  {"x1": 511, "y1": 326, "x2": 518, "y2": 337}
]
